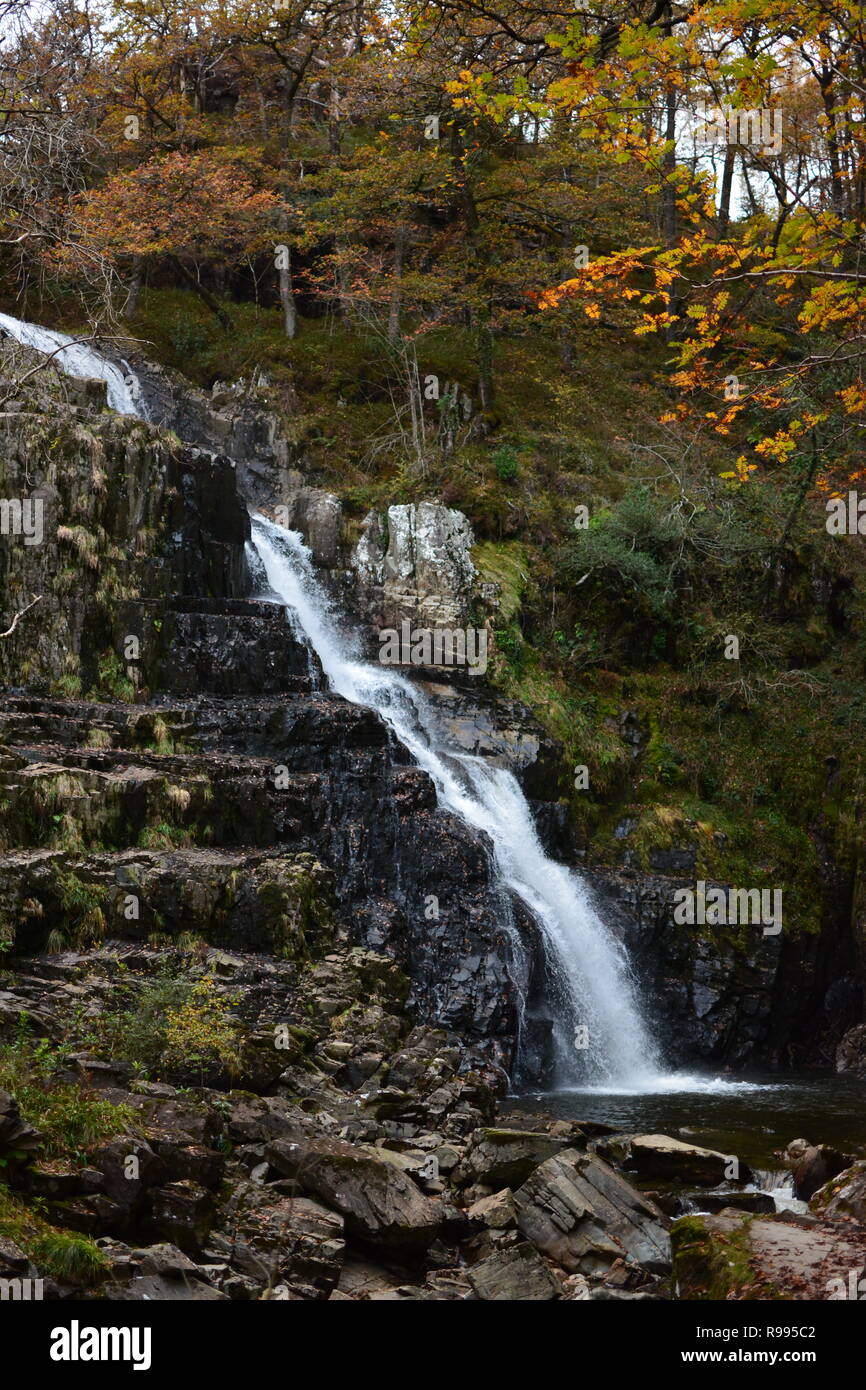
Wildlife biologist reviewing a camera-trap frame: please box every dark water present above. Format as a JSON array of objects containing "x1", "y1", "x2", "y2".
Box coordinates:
[{"x1": 508, "y1": 1072, "x2": 866, "y2": 1171}]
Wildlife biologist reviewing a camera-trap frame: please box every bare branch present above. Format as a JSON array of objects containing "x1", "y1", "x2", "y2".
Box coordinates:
[{"x1": 0, "y1": 593, "x2": 42, "y2": 639}]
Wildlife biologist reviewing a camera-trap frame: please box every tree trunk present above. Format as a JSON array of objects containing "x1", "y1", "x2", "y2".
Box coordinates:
[
  {"x1": 451, "y1": 118, "x2": 495, "y2": 410},
  {"x1": 171, "y1": 257, "x2": 232, "y2": 332},
  {"x1": 819, "y1": 63, "x2": 845, "y2": 215},
  {"x1": 388, "y1": 224, "x2": 406, "y2": 345},
  {"x1": 718, "y1": 145, "x2": 736, "y2": 232},
  {"x1": 278, "y1": 209, "x2": 297, "y2": 340},
  {"x1": 124, "y1": 255, "x2": 144, "y2": 317}
]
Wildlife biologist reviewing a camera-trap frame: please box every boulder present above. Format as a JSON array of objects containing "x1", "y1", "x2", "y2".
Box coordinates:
[
  {"x1": 791, "y1": 1144, "x2": 852, "y2": 1201},
  {"x1": 217, "y1": 1182, "x2": 345, "y2": 1298},
  {"x1": 514, "y1": 1149, "x2": 670, "y2": 1276},
  {"x1": 281, "y1": 490, "x2": 343, "y2": 570},
  {"x1": 467, "y1": 1189, "x2": 518, "y2": 1230},
  {"x1": 596, "y1": 1133, "x2": 749, "y2": 1186},
  {"x1": 149, "y1": 1181, "x2": 214, "y2": 1254},
  {"x1": 454, "y1": 1128, "x2": 575, "y2": 1189},
  {"x1": 467, "y1": 1242, "x2": 562, "y2": 1301},
  {"x1": 810, "y1": 1159, "x2": 866, "y2": 1223},
  {"x1": 264, "y1": 1137, "x2": 442, "y2": 1253},
  {"x1": 0, "y1": 1090, "x2": 42, "y2": 1170}
]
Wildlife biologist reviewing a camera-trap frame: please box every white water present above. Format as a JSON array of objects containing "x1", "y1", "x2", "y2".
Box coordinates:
[
  {"x1": 0, "y1": 312, "x2": 141, "y2": 416},
  {"x1": 249, "y1": 514, "x2": 670, "y2": 1088},
  {"x1": 0, "y1": 312, "x2": 757, "y2": 1093}
]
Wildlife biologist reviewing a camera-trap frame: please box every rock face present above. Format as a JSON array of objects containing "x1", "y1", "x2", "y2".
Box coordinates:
[
  {"x1": 124, "y1": 354, "x2": 300, "y2": 510},
  {"x1": 836, "y1": 1022, "x2": 866, "y2": 1078},
  {"x1": 0, "y1": 408, "x2": 250, "y2": 693},
  {"x1": 513, "y1": 1150, "x2": 671, "y2": 1276},
  {"x1": 352, "y1": 503, "x2": 478, "y2": 632},
  {"x1": 586, "y1": 868, "x2": 857, "y2": 1069},
  {"x1": 278, "y1": 490, "x2": 343, "y2": 570},
  {"x1": 0, "y1": 1090, "x2": 42, "y2": 1171}
]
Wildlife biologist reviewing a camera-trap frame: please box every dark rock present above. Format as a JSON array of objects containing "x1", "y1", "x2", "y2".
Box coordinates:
[
  {"x1": 792, "y1": 1144, "x2": 852, "y2": 1201},
  {"x1": 216, "y1": 1182, "x2": 344, "y2": 1298},
  {"x1": 149, "y1": 1182, "x2": 214, "y2": 1254},
  {"x1": 836, "y1": 1023, "x2": 866, "y2": 1079},
  {"x1": 0, "y1": 1090, "x2": 42, "y2": 1170}
]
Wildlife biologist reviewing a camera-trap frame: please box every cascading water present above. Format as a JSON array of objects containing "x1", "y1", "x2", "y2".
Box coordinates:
[
  {"x1": 249, "y1": 514, "x2": 665, "y2": 1089},
  {"x1": 0, "y1": 312, "x2": 142, "y2": 417},
  {"x1": 0, "y1": 307, "x2": 731, "y2": 1093}
]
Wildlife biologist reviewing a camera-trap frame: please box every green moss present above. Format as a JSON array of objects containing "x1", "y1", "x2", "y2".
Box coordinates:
[
  {"x1": 0, "y1": 1185, "x2": 107, "y2": 1286},
  {"x1": 473, "y1": 541, "x2": 529, "y2": 621},
  {"x1": 256, "y1": 856, "x2": 337, "y2": 960},
  {"x1": 671, "y1": 1215, "x2": 783, "y2": 1301}
]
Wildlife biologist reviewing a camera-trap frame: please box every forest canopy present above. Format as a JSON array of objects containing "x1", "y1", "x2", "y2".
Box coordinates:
[{"x1": 1, "y1": 1, "x2": 865, "y2": 488}]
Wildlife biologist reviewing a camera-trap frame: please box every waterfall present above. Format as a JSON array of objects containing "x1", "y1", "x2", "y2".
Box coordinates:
[
  {"x1": 0, "y1": 312, "x2": 142, "y2": 417},
  {"x1": 249, "y1": 515, "x2": 665, "y2": 1089},
  {"x1": 0, "y1": 308, "x2": 668, "y2": 1089}
]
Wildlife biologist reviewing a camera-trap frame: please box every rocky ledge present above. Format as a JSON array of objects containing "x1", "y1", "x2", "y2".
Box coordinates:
[{"x1": 3, "y1": 936, "x2": 865, "y2": 1300}]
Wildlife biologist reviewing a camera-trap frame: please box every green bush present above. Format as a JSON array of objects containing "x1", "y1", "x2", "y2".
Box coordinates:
[{"x1": 0, "y1": 1032, "x2": 135, "y2": 1162}]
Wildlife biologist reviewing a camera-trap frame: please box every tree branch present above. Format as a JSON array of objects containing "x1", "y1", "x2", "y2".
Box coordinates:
[{"x1": 0, "y1": 594, "x2": 42, "y2": 639}]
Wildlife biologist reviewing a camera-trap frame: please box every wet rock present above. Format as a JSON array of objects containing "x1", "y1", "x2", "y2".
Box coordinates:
[
  {"x1": 280, "y1": 490, "x2": 343, "y2": 569},
  {"x1": 514, "y1": 1149, "x2": 671, "y2": 1276},
  {"x1": 586, "y1": 870, "x2": 786, "y2": 1068},
  {"x1": 673, "y1": 1190, "x2": 775, "y2": 1216}
]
